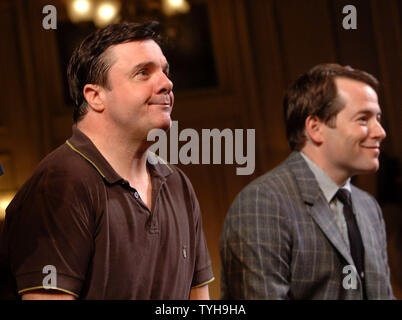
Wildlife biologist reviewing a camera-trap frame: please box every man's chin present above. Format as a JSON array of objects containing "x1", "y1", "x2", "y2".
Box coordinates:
[
  {"x1": 354, "y1": 161, "x2": 380, "y2": 174},
  {"x1": 161, "y1": 119, "x2": 172, "y2": 132},
  {"x1": 153, "y1": 118, "x2": 171, "y2": 132}
]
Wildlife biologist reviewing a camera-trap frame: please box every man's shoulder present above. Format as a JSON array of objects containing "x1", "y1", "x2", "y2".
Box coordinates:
[
  {"x1": 6, "y1": 142, "x2": 105, "y2": 217},
  {"x1": 18, "y1": 142, "x2": 102, "y2": 197},
  {"x1": 37, "y1": 142, "x2": 101, "y2": 179},
  {"x1": 226, "y1": 157, "x2": 302, "y2": 217},
  {"x1": 227, "y1": 152, "x2": 316, "y2": 216},
  {"x1": 350, "y1": 183, "x2": 374, "y2": 197},
  {"x1": 350, "y1": 184, "x2": 380, "y2": 209},
  {"x1": 241, "y1": 157, "x2": 297, "y2": 196}
]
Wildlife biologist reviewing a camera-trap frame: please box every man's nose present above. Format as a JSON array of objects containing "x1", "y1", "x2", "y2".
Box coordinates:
[
  {"x1": 156, "y1": 71, "x2": 173, "y2": 94},
  {"x1": 372, "y1": 119, "x2": 386, "y2": 141}
]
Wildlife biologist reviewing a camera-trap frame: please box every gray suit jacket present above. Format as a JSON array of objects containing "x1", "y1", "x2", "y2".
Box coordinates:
[{"x1": 220, "y1": 152, "x2": 394, "y2": 299}]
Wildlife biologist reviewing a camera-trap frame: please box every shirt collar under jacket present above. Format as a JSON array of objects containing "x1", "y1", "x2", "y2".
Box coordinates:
[{"x1": 299, "y1": 151, "x2": 351, "y2": 203}]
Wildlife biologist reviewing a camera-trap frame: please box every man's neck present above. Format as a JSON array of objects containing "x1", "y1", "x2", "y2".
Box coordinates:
[
  {"x1": 77, "y1": 121, "x2": 150, "y2": 185},
  {"x1": 300, "y1": 147, "x2": 351, "y2": 187}
]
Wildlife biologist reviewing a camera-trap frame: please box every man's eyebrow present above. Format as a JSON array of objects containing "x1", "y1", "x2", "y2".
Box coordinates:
[
  {"x1": 354, "y1": 109, "x2": 382, "y2": 117},
  {"x1": 164, "y1": 62, "x2": 170, "y2": 74},
  {"x1": 128, "y1": 62, "x2": 153, "y2": 76},
  {"x1": 128, "y1": 61, "x2": 170, "y2": 76}
]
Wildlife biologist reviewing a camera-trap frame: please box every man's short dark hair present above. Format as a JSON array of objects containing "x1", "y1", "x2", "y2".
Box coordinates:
[
  {"x1": 67, "y1": 21, "x2": 162, "y2": 122},
  {"x1": 283, "y1": 63, "x2": 379, "y2": 151}
]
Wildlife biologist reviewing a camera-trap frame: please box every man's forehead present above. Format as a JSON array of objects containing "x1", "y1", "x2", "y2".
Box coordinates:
[
  {"x1": 335, "y1": 77, "x2": 378, "y2": 104},
  {"x1": 107, "y1": 39, "x2": 166, "y2": 64}
]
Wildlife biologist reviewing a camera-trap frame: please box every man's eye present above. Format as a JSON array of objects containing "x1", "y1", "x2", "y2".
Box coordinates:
[
  {"x1": 136, "y1": 70, "x2": 149, "y2": 78},
  {"x1": 357, "y1": 117, "x2": 368, "y2": 123}
]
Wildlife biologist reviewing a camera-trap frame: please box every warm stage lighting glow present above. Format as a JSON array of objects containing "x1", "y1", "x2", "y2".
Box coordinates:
[
  {"x1": 67, "y1": 0, "x2": 93, "y2": 22},
  {"x1": 169, "y1": 0, "x2": 184, "y2": 8},
  {"x1": 98, "y1": 4, "x2": 115, "y2": 20},
  {"x1": 0, "y1": 192, "x2": 15, "y2": 221},
  {"x1": 94, "y1": 1, "x2": 120, "y2": 27},
  {"x1": 73, "y1": 0, "x2": 90, "y2": 13},
  {"x1": 162, "y1": 0, "x2": 190, "y2": 16}
]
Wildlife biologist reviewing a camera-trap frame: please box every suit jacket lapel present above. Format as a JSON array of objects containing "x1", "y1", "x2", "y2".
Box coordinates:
[
  {"x1": 285, "y1": 152, "x2": 354, "y2": 266},
  {"x1": 350, "y1": 188, "x2": 388, "y2": 299},
  {"x1": 350, "y1": 189, "x2": 371, "y2": 269},
  {"x1": 308, "y1": 195, "x2": 355, "y2": 266}
]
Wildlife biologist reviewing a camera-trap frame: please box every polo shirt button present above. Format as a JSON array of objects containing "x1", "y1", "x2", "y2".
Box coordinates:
[
  {"x1": 360, "y1": 272, "x2": 364, "y2": 278},
  {"x1": 134, "y1": 191, "x2": 139, "y2": 199}
]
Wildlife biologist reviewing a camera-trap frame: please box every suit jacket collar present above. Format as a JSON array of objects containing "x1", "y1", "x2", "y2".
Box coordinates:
[
  {"x1": 284, "y1": 152, "x2": 321, "y2": 205},
  {"x1": 299, "y1": 151, "x2": 352, "y2": 203},
  {"x1": 284, "y1": 152, "x2": 356, "y2": 267}
]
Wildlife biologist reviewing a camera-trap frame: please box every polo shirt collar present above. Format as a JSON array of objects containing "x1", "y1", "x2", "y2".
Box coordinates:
[
  {"x1": 66, "y1": 125, "x2": 172, "y2": 184},
  {"x1": 146, "y1": 151, "x2": 174, "y2": 178}
]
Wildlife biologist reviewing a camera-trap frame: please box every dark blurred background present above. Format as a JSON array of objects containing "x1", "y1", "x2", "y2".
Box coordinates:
[{"x1": 0, "y1": 0, "x2": 400, "y2": 299}]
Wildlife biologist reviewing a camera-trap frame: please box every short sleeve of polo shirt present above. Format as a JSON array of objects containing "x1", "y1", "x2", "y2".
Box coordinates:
[
  {"x1": 5, "y1": 173, "x2": 94, "y2": 297},
  {"x1": 191, "y1": 195, "x2": 214, "y2": 288},
  {"x1": 176, "y1": 170, "x2": 214, "y2": 288}
]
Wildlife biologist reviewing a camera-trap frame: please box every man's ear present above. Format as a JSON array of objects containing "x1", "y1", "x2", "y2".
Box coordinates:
[
  {"x1": 83, "y1": 84, "x2": 105, "y2": 112},
  {"x1": 305, "y1": 115, "x2": 324, "y2": 145}
]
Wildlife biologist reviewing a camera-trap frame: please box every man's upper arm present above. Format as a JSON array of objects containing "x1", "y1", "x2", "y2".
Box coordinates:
[
  {"x1": 179, "y1": 170, "x2": 215, "y2": 291},
  {"x1": 5, "y1": 180, "x2": 93, "y2": 298},
  {"x1": 189, "y1": 285, "x2": 210, "y2": 300},
  {"x1": 220, "y1": 183, "x2": 292, "y2": 299},
  {"x1": 22, "y1": 290, "x2": 76, "y2": 300},
  {"x1": 373, "y1": 199, "x2": 395, "y2": 299}
]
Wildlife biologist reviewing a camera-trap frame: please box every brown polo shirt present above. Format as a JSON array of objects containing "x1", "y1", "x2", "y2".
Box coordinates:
[{"x1": 0, "y1": 126, "x2": 213, "y2": 299}]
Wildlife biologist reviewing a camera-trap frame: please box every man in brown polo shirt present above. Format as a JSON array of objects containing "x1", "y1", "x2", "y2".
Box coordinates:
[{"x1": 0, "y1": 21, "x2": 213, "y2": 299}]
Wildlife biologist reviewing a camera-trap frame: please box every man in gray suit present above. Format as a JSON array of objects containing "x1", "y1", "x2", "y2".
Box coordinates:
[{"x1": 220, "y1": 63, "x2": 394, "y2": 299}]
